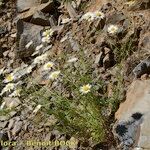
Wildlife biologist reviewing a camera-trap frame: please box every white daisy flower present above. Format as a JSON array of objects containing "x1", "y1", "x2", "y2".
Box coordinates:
[
  {"x1": 9, "y1": 88, "x2": 21, "y2": 97},
  {"x1": 42, "y1": 36, "x2": 51, "y2": 43},
  {"x1": 24, "y1": 65, "x2": 34, "y2": 74},
  {"x1": 49, "y1": 71, "x2": 61, "y2": 80},
  {"x1": 80, "y1": 84, "x2": 92, "y2": 94},
  {"x1": 43, "y1": 62, "x2": 54, "y2": 71},
  {"x1": 33, "y1": 105, "x2": 42, "y2": 114},
  {"x1": 42, "y1": 29, "x2": 54, "y2": 37},
  {"x1": 0, "y1": 83, "x2": 15, "y2": 96},
  {"x1": 67, "y1": 57, "x2": 78, "y2": 63},
  {"x1": 25, "y1": 40, "x2": 33, "y2": 49},
  {"x1": 81, "y1": 12, "x2": 95, "y2": 22},
  {"x1": 107, "y1": 25, "x2": 119, "y2": 34},
  {"x1": 3, "y1": 73, "x2": 16, "y2": 83},
  {"x1": 61, "y1": 18, "x2": 72, "y2": 24},
  {"x1": 33, "y1": 53, "x2": 48, "y2": 65},
  {"x1": 94, "y1": 11, "x2": 105, "y2": 19},
  {"x1": 0, "y1": 102, "x2": 6, "y2": 110}
]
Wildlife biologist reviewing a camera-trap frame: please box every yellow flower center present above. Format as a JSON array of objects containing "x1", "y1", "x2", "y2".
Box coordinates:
[
  {"x1": 82, "y1": 85, "x2": 90, "y2": 91},
  {"x1": 47, "y1": 63, "x2": 53, "y2": 68},
  {"x1": 96, "y1": 12, "x2": 101, "y2": 16},
  {"x1": 52, "y1": 73, "x2": 58, "y2": 78},
  {"x1": 6, "y1": 74, "x2": 14, "y2": 81}
]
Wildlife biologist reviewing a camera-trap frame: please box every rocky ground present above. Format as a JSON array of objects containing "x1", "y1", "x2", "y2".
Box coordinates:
[{"x1": 0, "y1": 0, "x2": 150, "y2": 150}]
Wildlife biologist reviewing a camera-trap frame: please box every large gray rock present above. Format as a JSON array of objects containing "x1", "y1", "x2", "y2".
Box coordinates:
[
  {"x1": 16, "y1": 1, "x2": 55, "y2": 21},
  {"x1": 113, "y1": 79, "x2": 150, "y2": 149},
  {"x1": 30, "y1": 11, "x2": 50, "y2": 26},
  {"x1": 17, "y1": 0, "x2": 41, "y2": 12},
  {"x1": 133, "y1": 57, "x2": 150, "y2": 78},
  {"x1": 16, "y1": 20, "x2": 43, "y2": 58}
]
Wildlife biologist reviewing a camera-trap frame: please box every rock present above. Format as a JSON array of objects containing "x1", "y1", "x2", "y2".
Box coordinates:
[
  {"x1": 16, "y1": 20, "x2": 43, "y2": 58},
  {"x1": 17, "y1": 0, "x2": 41, "y2": 12},
  {"x1": 139, "y1": 32, "x2": 150, "y2": 51},
  {"x1": 0, "y1": 121, "x2": 8, "y2": 129},
  {"x1": 94, "y1": 51, "x2": 104, "y2": 66},
  {"x1": 30, "y1": 11, "x2": 50, "y2": 26},
  {"x1": 113, "y1": 79, "x2": 150, "y2": 149},
  {"x1": 103, "y1": 53, "x2": 114, "y2": 69},
  {"x1": 0, "y1": 116, "x2": 9, "y2": 121},
  {"x1": 12, "y1": 121, "x2": 23, "y2": 136},
  {"x1": 16, "y1": 1, "x2": 55, "y2": 21},
  {"x1": 4, "y1": 97, "x2": 21, "y2": 108},
  {"x1": 0, "y1": 131, "x2": 9, "y2": 141},
  {"x1": 68, "y1": 34, "x2": 80, "y2": 51},
  {"x1": 141, "y1": 74, "x2": 148, "y2": 80},
  {"x1": 8, "y1": 119, "x2": 15, "y2": 130},
  {"x1": 133, "y1": 57, "x2": 150, "y2": 78}
]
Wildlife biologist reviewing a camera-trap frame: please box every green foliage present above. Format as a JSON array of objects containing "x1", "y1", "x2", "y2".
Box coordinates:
[
  {"x1": 111, "y1": 33, "x2": 138, "y2": 63},
  {"x1": 21, "y1": 49, "x2": 124, "y2": 144}
]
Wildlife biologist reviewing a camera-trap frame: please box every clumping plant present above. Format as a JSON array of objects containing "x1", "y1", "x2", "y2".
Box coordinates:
[{"x1": 20, "y1": 49, "x2": 115, "y2": 144}]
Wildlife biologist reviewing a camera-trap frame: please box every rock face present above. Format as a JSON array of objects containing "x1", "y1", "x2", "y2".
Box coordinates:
[{"x1": 113, "y1": 79, "x2": 150, "y2": 149}]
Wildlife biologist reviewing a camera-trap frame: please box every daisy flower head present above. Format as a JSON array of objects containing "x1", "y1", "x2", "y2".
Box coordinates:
[
  {"x1": 49, "y1": 71, "x2": 60, "y2": 80},
  {"x1": 42, "y1": 36, "x2": 51, "y2": 43},
  {"x1": 24, "y1": 65, "x2": 35, "y2": 74},
  {"x1": 81, "y1": 12, "x2": 95, "y2": 22},
  {"x1": 33, "y1": 53, "x2": 48, "y2": 65},
  {"x1": 42, "y1": 29, "x2": 54, "y2": 37},
  {"x1": 43, "y1": 62, "x2": 54, "y2": 71},
  {"x1": 80, "y1": 84, "x2": 92, "y2": 94},
  {"x1": 0, "y1": 83, "x2": 15, "y2": 95},
  {"x1": 107, "y1": 24, "x2": 119, "y2": 35},
  {"x1": 94, "y1": 11, "x2": 105, "y2": 19},
  {"x1": 4, "y1": 73, "x2": 16, "y2": 83}
]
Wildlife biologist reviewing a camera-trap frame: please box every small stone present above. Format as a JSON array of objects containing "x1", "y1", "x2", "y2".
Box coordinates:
[
  {"x1": 95, "y1": 51, "x2": 104, "y2": 66},
  {"x1": 0, "y1": 131, "x2": 9, "y2": 141},
  {"x1": 31, "y1": 11, "x2": 50, "y2": 26},
  {"x1": 4, "y1": 97, "x2": 21, "y2": 108},
  {"x1": 8, "y1": 119, "x2": 15, "y2": 130},
  {"x1": 103, "y1": 53, "x2": 114, "y2": 69},
  {"x1": 133, "y1": 57, "x2": 150, "y2": 78},
  {"x1": 0, "y1": 116, "x2": 9, "y2": 121},
  {"x1": 12, "y1": 121, "x2": 23, "y2": 136},
  {"x1": 0, "y1": 121, "x2": 8, "y2": 129},
  {"x1": 9, "y1": 111, "x2": 18, "y2": 118},
  {"x1": 141, "y1": 74, "x2": 148, "y2": 80},
  {"x1": 104, "y1": 47, "x2": 111, "y2": 55}
]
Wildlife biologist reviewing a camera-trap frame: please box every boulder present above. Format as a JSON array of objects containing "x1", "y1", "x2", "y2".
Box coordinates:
[
  {"x1": 16, "y1": 20, "x2": 43, "y2": 58},
  {"x1": 17, "y1": 0, "x2": 41, "y2": 12},
  {"x1": 113, "y1": 79, "x2": 150, "y2": 149},
  {"x1": 16, "y1": 1, "x2": 55, "y2": 21},
  {"x1": 133, "y1": 57, "x2": 150, "y2": 78}
]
